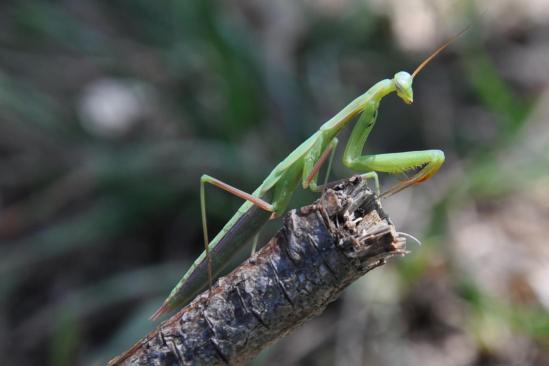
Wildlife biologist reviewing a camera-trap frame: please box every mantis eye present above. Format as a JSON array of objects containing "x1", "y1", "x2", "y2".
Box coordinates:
[{"x1": 394, "y1": 71, "x2": 412, "y2": 91}]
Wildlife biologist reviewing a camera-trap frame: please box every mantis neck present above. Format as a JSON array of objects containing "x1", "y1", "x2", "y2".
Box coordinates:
[
  {"x1": 371, "y1": 79, "x2": 397, "y2": 101},
  {"x1": 321, "y1": 79, "x2": 396, "y2": 133}
]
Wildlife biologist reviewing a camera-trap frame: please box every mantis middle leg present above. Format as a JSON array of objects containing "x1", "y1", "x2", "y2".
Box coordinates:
[{"x1": 302, "y1": 136, "x2": 382, "y2": 195}]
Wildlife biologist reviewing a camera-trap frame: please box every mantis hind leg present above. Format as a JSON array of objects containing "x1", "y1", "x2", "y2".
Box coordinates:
[{"x1": 200, "y1": 175, "x2": 274, "y2": 291}]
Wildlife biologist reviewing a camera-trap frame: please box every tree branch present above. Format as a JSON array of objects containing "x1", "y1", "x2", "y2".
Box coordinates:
[{"x1": 108, "y1": 176, "x2": 406, "y2": 366}]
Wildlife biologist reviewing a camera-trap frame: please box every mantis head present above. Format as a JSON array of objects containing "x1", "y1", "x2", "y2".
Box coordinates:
[
  {"x1": 394, "y1": 71, "x2": 414, "y2": 104},
  {"x1": 394, "y1": 26, "x2": 470, "y2": 106}
]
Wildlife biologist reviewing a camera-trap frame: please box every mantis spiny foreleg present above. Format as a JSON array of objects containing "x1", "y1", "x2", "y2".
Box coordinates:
[
  {"x1": 341, "y1": 101, "x2": 445, "y2": 197},
  {"x1": 303, "y1": 137, "x2": 339, "y2": 191}
]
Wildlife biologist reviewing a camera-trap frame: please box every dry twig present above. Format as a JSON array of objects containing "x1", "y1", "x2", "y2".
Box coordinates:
[{"x1": 109, "y1": 176, "x2": 406, "y2": 366}]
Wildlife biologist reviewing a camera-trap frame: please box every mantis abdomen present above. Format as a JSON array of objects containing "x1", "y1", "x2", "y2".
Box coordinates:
[{"x1": 150, "y1": 201, "x2": 271, "y2": 320}]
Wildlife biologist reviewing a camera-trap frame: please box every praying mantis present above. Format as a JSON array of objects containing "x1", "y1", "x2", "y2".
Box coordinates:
[{"x1": 150, "y1": 31, "x2": 466, "y2": 321}]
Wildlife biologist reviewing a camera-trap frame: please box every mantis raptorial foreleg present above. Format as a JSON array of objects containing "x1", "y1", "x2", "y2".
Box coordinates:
[
  {"x1": 361, "y1": 150, "x2": 445, "y2": 197},
  {"x1": 200, "y1": 174, "x2": 274, "y2": 289},
  {"x1": 303, "y1": 136, "x2": 381, "y2": 195},
  {"x1": 306, "y1": 139, "x2": 382, "y2": 196},
  {"x1": 304, "y1": 137, "x2": 339, "y2": 191},
  {"x1": 342, "y1": 103, "x2": 444, "y2": 196}
]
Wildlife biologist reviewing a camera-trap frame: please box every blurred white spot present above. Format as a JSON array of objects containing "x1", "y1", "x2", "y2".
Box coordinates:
[
  {"x1": 525, "y1": 0, "x2": 549, "y2": 23},
  {"x1": 391, "y1": 0, "x2": 437, "y2": 52},
  {"x1": 370, "y1": 0, "x2": 549, "y2": 54},
  {"x1": 529, "y1": 265, "x2": 549, "y2": 309},
  {"x1": 481, "y1": 0, "x2": 549, "y2": 28},
  {"x1": 78, "y1": 79, "x2": 147, "y2": 138},
  {"x1": 368, "y1": 0, "x2": 437, "y2": 52}
]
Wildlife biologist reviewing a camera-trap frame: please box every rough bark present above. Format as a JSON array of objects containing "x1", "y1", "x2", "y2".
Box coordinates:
[{"x1": 108, "y1": 176, "x2": 406, "y2": 366}]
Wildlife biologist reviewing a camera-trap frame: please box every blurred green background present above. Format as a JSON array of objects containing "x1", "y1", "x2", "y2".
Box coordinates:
[{"x1": 1, "y1": 1, "x2": 548, "y2": 365}]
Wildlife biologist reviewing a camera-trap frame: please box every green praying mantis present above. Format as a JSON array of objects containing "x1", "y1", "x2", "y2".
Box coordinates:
[{"x1": 150, "y1": 31, "x2": 466, "y2": 321}]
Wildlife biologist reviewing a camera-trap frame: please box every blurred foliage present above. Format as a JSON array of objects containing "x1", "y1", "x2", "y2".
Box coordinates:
[{"x1": 1, "y1": 1, "x2": 548, "y2": 365}]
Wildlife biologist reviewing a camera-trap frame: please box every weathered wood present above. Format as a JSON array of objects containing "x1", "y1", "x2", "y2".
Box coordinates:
[{"x1": 108, "y1": 176, "x2": 406, "y2": 366}]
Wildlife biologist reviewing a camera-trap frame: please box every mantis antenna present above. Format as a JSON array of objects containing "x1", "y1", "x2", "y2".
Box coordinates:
[{"x1": 411, "y1": 25, "x2": 471, "y2": 79}]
